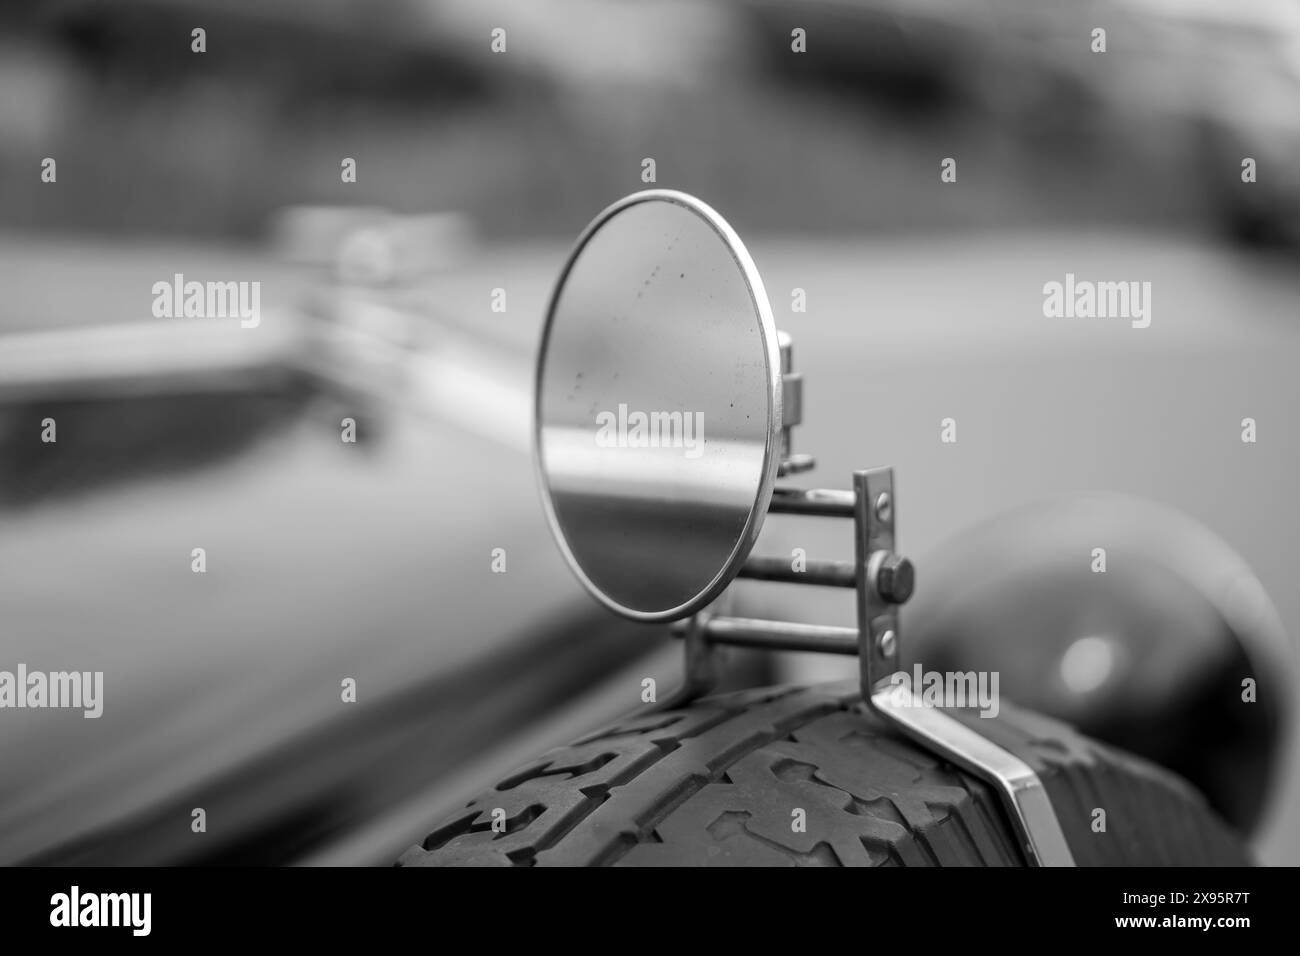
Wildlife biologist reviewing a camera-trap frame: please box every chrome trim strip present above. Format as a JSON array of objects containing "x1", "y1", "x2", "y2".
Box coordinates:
[{"x1": 869, "y1": 686, "x2": 1076, "y2": 866}]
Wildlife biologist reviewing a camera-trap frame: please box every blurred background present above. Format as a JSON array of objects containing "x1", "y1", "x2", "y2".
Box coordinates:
[{"x1": 1, "y1": 0, "x2": 1298, "y2": 865}]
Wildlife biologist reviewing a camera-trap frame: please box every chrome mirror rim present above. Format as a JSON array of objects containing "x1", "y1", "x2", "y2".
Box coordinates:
[{"x1": 533, "y1": 189, "x2": 784, "y2": 622}]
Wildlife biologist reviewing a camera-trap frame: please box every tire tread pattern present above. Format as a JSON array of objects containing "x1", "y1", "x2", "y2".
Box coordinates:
[{"x1": 398, "y1": 681, "x2": 1247, "y2": 867}]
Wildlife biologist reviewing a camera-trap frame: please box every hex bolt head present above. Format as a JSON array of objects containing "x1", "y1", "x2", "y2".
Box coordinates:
[{"x1": 876, "y1": 553, "x2": 915, "y2": 604}]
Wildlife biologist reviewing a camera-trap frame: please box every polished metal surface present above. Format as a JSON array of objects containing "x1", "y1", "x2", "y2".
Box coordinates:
[
  {"x1": 673, "y1": 615, "x2": 859, "y2": 654},
  {"x1": 534, "y1": 192, "x2": 1076, "y2": 866},
  {"x1": 768, "y1": 486, "x2": 857, "y2": 517},
  {"x1": 854, "y1": 468, "x2": 903, "y2": 694},
  {"x1": 535, "y1": 190, "x2": 783, "y2": 621},
  {"x1": 869, "y1": 684, "x2": 1076, "y2": 866},
  {"x1": 847, "y1": 468, "x2": 1073, "y2": 865},
  {"x1": 775, "y1": 329, "x2": 813, "y2": 475},
  {"x1": 0, "y1": 317, "x2": 304, "y2": 400},
  {"x1": 737, "y1": 555, "x2": 856, "y2": 587}
]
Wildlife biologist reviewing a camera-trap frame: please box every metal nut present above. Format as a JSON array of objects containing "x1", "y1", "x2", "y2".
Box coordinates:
[{"x1": 876, "y1": 553, "x2": 915, "y2": 604}]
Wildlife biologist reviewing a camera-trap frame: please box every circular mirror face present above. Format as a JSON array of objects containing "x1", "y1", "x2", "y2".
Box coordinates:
[{"x1": 536, "y1": 191, "x2": 782, "y2": 621}]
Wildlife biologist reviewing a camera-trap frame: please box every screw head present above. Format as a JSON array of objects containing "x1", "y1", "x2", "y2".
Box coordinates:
[
  {"x1": 876, "y1": 553, "x2": 915, "y2": 604},
  {"x1": 874, "y1": 492, "x2": 892, "y2": 524},
  {"x1": 877, "y1": 629, "x2": 897, "y2": 658}
]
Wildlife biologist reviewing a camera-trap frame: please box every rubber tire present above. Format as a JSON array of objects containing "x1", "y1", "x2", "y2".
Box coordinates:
[{"x1": 398, "y1": 681, "x2": 1250, "y2": 867}]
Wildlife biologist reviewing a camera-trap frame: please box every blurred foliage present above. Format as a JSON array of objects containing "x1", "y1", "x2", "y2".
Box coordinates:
[{"x1": 0, "y1": 0, "x2": 1291, "y2": 240}]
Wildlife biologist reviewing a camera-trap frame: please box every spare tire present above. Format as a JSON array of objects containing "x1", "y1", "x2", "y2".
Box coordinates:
[{"x1": 398, "y1": 681, "x2": 1248, "y2": 867}]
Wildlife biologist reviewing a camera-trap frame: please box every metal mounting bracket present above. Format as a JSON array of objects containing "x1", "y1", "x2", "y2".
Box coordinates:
[{"x1": 670, "y1": 464, "x2": 1075, "y2": 866}]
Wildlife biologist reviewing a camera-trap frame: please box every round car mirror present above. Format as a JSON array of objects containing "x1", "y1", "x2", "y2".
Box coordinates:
[{"x1": 535, "y1": 190, "x2": 783, "y2": 621}]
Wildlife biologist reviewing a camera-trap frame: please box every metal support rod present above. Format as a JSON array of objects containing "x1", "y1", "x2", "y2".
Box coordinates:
[
  {"x1": 673, "y1": 615, "x2": 859, "y2": 655},
  {"x1": 737, "y1": 555, "x2": 856, "y2": 587},
  {"x1": 656, "y1": 609, "x2": 726, "y2": 710},
  {"x1": 769, "y1": 487, "x2": 856, "y2": 517}
]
